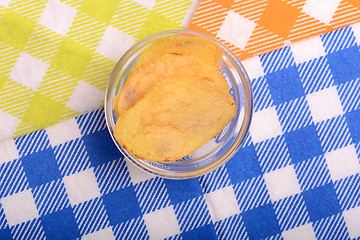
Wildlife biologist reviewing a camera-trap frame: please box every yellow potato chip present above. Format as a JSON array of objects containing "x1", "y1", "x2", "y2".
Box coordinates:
[
  {"x1": 133, "y1": 36, "x2": 223, "y2": 71},
  {"x1": 113, "y1": 54, "x2": 229, "y2": 116},
  {"x1": 114, "y1": 76, "x2": 236, "y2": 162}
]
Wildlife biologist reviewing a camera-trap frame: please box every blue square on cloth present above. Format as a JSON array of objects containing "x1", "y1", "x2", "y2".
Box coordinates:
[
  {"x1": 199, "y1": 165, "x2": 231, "y2": 194},
  {"x1": 275, "y1": 96, "x2": 313, "y2": 134},
  {"x1": 241, "y1": 203, "x2": 281, "y2": 240},
  {"x1": 134, "y1": 178, "x2": 171, "y2": 214},
  {"x1": 297, "y1": 56, "x2": 335, "y2": 95},
  {"x1": 174, "y1": 196, "x2": 211, "y2": 232},
  {"x1": 312, "y1": 213, "x2": 350, "y2": 240},
  {"x1": 0, "y1": 228, "x2": 12, "y2": 240},
  {"x1": 164, "y1": 178, "x2": 203, "y2": 205},
  {"x1": 53, "y1": 139, "x2": 91, "y2": 177},
  {"x1": 32, "y1": 179, "x2": 70, "y2": 216},
  {"x1": 181, "y1": 223, "x2": 217, "y2": 240},
  {"x1": 0, "y1": 160, "x2": 28, "y2": 199},
  {"x1": 252, "y1": 76, "x2": 274, "y2": 113},
  {"x1": 112, "y1": 216, "x2": 148, "y2": 239},
  {"x1": 337, "y1": 78, "x2": 360, "y2": 114},
  {"x1": 294, "y1": 156, "x2": 331, "y2": 192},
  {"x1": 233, "y1": 176, "x2": 271, "y2": 213},
  {"x1": 327, "y1": 46, "x2": 360, "y2": 84},
  {"x1": 321, "y1": 25, "x2": 357, "y2": 54},
  {"x1": 302, "y1": 183, "x2": 341, "y2": 222},
  {"x1": 226, "y1": 145, "x2": 262, "y2": 184},
  {"x1": 41, "y1": 207, "x2": 80, "y2": 240},
  {"x1": 76, "y1": 108, "x2": 106, "y2": 136},
  {"x1": 214, "y1": 214, "x2": 248, "y2": 239},
  {"x1": 82, "y1": 129, "x2": 122, "y2": 167},
  {"x1": 20, "y1": 148, "x2": 61, "y2": 188},
  {"x1": 254, "y1": 135, "x2": 292, "y2": 173},
  {"x1": 284, "y1": 125, "x2": 323, "y2": 164},
  {"x1": 345, "y1": 109, "x2": 360, "y2": 143},
  {"x1": 102, "y1": 186, "x2": 141, "y2": 225},
  {"x1": 273, "y1": 194, "x2": 310, "y2": 231},
  {"x1": 260, "y1": 46, "x2": 295, "y2": 74},
  {"x1": 10, "y1": 219, "x2": 45, "y2": 239},
  {"x1": 72, "y1": 198, "x2": 110, "y2": 236},
  {"x1": 0, "y1": 204, "x2": 7, "y2": 229},
  {"x1": 14, "y1": 129, "x2": 50, "y2": 157},
  {"x1": 334, "y1": 173, "x2": 360, "y2": 211},
  {"x1": 94, "y1": 158, "x2": 131, "y2": 196},
  {"x1": 265, "y1": 66, "x2": 304, "y2": 105},
  {"x1": 315, "y1": 115, "x2": 352, "y2": 153}
]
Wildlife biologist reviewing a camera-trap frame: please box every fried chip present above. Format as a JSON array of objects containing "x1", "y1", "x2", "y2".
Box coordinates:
[
  {"x1": 114, "y1": 76, "x2": 236, "y2": 162},
  {"x1": 133, "y1": 36, "x2": 223, "y2": 71},
  {"x1": 113, "y1": 54, "x2": 229, "y2": 116}
]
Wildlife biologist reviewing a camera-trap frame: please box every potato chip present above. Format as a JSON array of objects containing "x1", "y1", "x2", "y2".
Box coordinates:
[
  {"x1": 114, "y1": 76, "x2": 236, "y2": 162},
  {"x1": 113, "y1": 54, "x2": 228, "y2": 116},
  {"x1": 133, "y1": 36, "x2": 223, "y2": 71}
]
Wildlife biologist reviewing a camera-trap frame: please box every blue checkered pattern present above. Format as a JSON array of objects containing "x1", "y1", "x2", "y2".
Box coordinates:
[{"x1": 1, "y1": 24, "x2": 360, "y2": 239}]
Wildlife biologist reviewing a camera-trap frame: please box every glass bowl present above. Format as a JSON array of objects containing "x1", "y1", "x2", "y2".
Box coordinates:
[{"x1": 105, "y1": 30, "x2": 253, "y2": 179}]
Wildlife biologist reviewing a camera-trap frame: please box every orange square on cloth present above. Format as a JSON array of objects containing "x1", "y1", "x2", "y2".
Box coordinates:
[
  {"x1": 257, "y1": 0, "x2": 301, "y2": 39},
  {"x1": 188, "y1": 0, "x2": 360, "y2": 60}
]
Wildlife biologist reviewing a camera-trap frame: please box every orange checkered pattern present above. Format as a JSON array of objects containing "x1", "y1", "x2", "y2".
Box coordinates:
[{"x1": 188, "y1": 0, "x2": 360, "y2": 60}]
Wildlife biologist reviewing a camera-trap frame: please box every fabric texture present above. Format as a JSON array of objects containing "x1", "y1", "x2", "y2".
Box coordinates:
[
  {"x1": 1, "y1": 23, "x2": 360, "y2": 239},
  {"x1": 0, "y1": 0, "x2": 197, "y2": 141},
  {"x1": 188, "y1": 0, "x2": 360, "y2": 60}
]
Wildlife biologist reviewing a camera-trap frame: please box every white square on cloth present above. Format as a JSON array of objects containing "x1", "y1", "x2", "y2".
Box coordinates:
[
  {"x1": 217, "y1": 10, "x2": 256, "y2": 50},
  {"x1": 0, "y1": 190, "x2": 39, "y2": 227},
  {"x1": 282, "y1": 223, "x2": 317, "y2": 240},
  {"x1": 325, "y1": 145, "x2": 360, "y2": 181},
  {"x1": 38, "y1": 0, "x2": 77, "y2": 36},
  {"x1": 63, "y1": 168, "x2": 101, "y2": 206},
  {"x1": 351, "y1": 22, "x2": 360, "y2": 45},
  {"x1": 81, "y1": 227, "x2": 115, "y2": 240},
  {"x1": 204, "y1": 186, "x2": 240, "y2": 222},
  {"x1": 291, "y1": 36, "x2": 326, "y2": 64},
  {"x1": 10, "y1": 52, "x2": 49, "y2": 91},
  {"x1": 250, "y1": 107, "x2": 283, "y2": 143},
  {"x1": 96, "y1": 26, "x2": 136, "y2": 61},
  {"x1": 0, "y1": 139, "x2": 19, "y2": 164},
  {"x1": 67, "y1": 80, "x2": 104, "y2": 114},
  {"x1": 0, "y1": 0, "x2": 11, "y2": 7},
  {"x1": 264, "y1": 165, "x2": 301, "y2": 202},
  {"x1": 343, "y1": 206, "x2": 360, "y2": 239},
  {"x1": 132, "y1": 0, "x2": 156, "y2": 9},
  {"x1": 306, "y1": 87, "x2": 343, "y2": 123},
  {"x1": 0, "y1": 110, "x2": 20, "y2": 142},
  {"x1": 46, "y1": 118, "x2": 82, "y2": 147},
  {"x1": 241, "y1": 56, "x2": 265, "y2": 80},
  {"x1": 302, "y1": 0, "x2": 341, "y2": 25},
  {"x1": 125, "y1": 159, "x2": 155, "y2": 184},
  {"x1": 143, "y1": 206, "x2": 181, "y2": 240}
]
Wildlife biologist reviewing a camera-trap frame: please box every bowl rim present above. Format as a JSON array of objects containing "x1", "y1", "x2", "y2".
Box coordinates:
[{"x1": 105, "y1": 29, "x2": 254, "y2": 179}]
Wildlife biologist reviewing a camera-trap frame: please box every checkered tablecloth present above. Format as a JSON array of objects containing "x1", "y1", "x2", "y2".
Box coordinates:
[
  {"x1": 188, "y1": 0, "x2": 360, "y2": 60},
  {"x1": 0, "y1": 0, "x2": 197, "y2": 140},
  {"x1": 1, "y1": 23, "x2": 360, "y2": 239}
]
